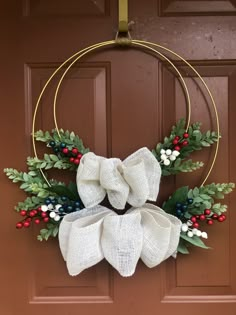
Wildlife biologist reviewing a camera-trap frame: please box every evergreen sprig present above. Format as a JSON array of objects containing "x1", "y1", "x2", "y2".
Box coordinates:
[
  {"x1": 162, "y1": 159, "x2": 204, "y2": 176},
  {"x1": 4, "y1": 168, "x2": 66, "y2": 198},
  {"x1": 27, "y1": 154, "x2": 76, "y2": 171},
  {"x1": 187, "y1": 183, "x2": 235, "y2": 215},
  {"x1": 34, "y1": 129, "x2": 89, "y2": 155},
  {"x1": 4, "y1": 168, "x2": 50, "y2": 197},
  {"x1": 153, "y1": 119, "x2": 219, "y2": 176},
  {"x1": 163, "y1": 183, "x2": 234, "y2": 253},
  {"x1": 37, "y1": 223, "x2": 59, "y2": 241},
  {"x1": 15, "y1": 196, "x2": 44, "y2": 212}
]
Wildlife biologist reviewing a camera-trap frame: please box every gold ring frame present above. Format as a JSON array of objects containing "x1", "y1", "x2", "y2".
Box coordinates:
[{"x1": 32, "y1": 39, "x2": 219, "y2": 187}]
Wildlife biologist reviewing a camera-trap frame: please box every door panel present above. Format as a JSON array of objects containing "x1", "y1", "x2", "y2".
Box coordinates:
[{"x1": 1, "y1": 1, "x2": 236, "y2": 314}]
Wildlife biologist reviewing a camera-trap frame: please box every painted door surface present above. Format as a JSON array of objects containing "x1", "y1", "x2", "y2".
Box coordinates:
[{"x1": 1, "y1": 1, "x2": 236, "y2": 314}]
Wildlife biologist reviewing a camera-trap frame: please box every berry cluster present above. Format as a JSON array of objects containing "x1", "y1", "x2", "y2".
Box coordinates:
[
  {"x1": 41, "y1": 196, "x2": 82, "y2": 221},
  {"x1": 160, "y1": 149, "x2": 180, "y2": 166},
  {"x1": 16, "y1": 207, "x2": 49, "y2": 229},
  {"x1": 16, "y1": 196, "x2": 82, "y2": 229},
  {"x1": 49, "y1": 141, "x2": 83, "y2": 165},
  {"x1": 172, "y1": 132, "x2": 189, "y2": 151},
  {"x1": 175, "y1": 198, "x2": 193, "y2": 218},
  {"x1": 190, "y1": 209, "x2": 226, "y2": 226},
  {"x1": 181, "y1": 222, "x2": 208, "y2": 239}
]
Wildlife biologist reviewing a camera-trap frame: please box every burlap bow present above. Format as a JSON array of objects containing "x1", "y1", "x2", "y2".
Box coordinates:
[
  {"x1": 58, "y1": 204, "x2": 181, "y2": 277},
  {"x1": 76, "y1": 147, "x2": 161, "y2": 209}
]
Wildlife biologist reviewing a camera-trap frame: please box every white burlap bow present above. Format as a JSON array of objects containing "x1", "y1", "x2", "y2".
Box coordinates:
[
  {"x1": 76, "y1": 147, "x2": 161, "y2": 209},
  {"x1": 58, "y1": 204, "x2": 182, "y2": 277}
]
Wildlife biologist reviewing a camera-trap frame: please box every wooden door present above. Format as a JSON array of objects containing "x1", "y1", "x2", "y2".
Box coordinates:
[{"x1": 1, "y1": 1, "x2": 236, "y2": 314}]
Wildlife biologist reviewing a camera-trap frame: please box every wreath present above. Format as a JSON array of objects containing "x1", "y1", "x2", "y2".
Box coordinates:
[{"x1": 4, "y1": 39, "x2": 235, "y2": 277}]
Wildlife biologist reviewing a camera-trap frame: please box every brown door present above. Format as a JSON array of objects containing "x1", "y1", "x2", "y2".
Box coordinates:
[{"x1": 1, "y1": 1, "x2": 236, "y2": 314}]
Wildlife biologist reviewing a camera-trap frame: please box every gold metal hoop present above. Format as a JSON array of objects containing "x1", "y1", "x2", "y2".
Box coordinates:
[
  {"x1": 52, "y1": 41, "x2": 192, "y2": 139},
  {"x1": 32, "y1": 39, "x2": 219, "y2": 188},
  {"x1": 133, "y1": 40, "x2": 220, "y2": 186}
]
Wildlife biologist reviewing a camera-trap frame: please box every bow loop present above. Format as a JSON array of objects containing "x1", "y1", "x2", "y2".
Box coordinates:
[{"x1": 77, "y1": 147, "x2": 161, "y2": 209}]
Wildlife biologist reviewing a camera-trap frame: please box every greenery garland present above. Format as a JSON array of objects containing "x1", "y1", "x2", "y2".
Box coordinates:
[{"x1": 4, "y1": 119, "x2": 234, "y2": 252}]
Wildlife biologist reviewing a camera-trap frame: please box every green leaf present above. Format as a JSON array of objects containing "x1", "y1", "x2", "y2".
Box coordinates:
[
  {"x1": 180, "y1": 233, "x2": 209, "y2": 249},
  {"x1": 177, "y1": 239, "x2": 190, "y2": 254},
  {"x1": 68, "y1": 182, "x2": 79, "y2": 199},
  {"x1": 47, "y1": 185, "x2": 78, "y2": 200},
  {"x1": 162, "y1": 186, "x2": 189, "y2": 213}
]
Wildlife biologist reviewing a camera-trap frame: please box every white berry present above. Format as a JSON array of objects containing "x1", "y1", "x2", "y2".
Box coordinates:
[
  {"x1": 172, "y1": 150, "x2": 180, "y2": 157},
  {"x1": 55, "y1": 204, "x2": 62, "y2": 211},
  {"x1": 181, "y1": 224, "x2": 188, "y2": 232},
  {"x1": 160, "y1": 149, "x2": 166, "y2": 154},
  {"x1": 192, "y1": 228, "x2": 198, "y2": 235},
  {"x1": 169, "y1": 155, "x2": 176, "y2": 161},
  {"x1": 54, "y1": 215, "x2": 61, "y2": 221},
  {"x1": 201, "y1": 232, "x2": 208, "y2": 239},
  {"x1": 49, "y1": 211, "x2": 56, "y2": 218},
  {"x1": 187, "y1": 231, "x2": 194, "y2": 238},
  {"x1": 164, "y1": 159, "x2": 171, "y2": 166},
  {"x1": 161, "y1": 154, "x2": 167, "y2": 160},
  {"x1": 187, "y1": 220, "x2": 193, "y2": 226},
  {"x1": 41, "y1": 205, "x2": 48, "y2": 212},
  {"x1": 166, "y1": 149, "x2": 172, "y2": 156},
  {"x1": 47, "y1": 203, "x2": 54, "y2": 210},
  {"x1": 196, "y1": 230, "x2": 202, "y2": 237}
]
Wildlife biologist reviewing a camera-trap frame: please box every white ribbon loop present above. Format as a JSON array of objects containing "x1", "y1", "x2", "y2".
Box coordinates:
[
  {"x1": 102, "y1": 212, "x2": 143, "y2": 277},
  {"x1": 58, "y1": 204, "x2": 181, "y2": 277},
  {"x1": 77, "y1": 147, "x2": 161, "y2": 210}
]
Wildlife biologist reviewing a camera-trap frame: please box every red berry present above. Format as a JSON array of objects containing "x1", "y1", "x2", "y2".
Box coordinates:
[
  {"x1": 69, "y1": 157, "x2": 75, "y2": 163},
  {"x1": 190, "y1": 216, "x2": 197, "y2": 223},
  {"x1": 29, "y1": 210, "x2": 36, "y2": 217},
  {"x1": 196, "y1": 215, "x2": 200, "y2": 219},
  {"x1": 174, "y1": 146, "x2": 181, "y2": 151},
  {"x1": 218, "y1": 216, "x2": 225, "y2": 222},
  {"x1": 26, "y1": 217, "x2": 32, "y2": 222},
  {"x1": 34, "y1": 218, "x2": 40, "y2": 224},
  {"x1": 77, "y1": 153, "x2": 83, "y2": 159},
  {"x1": 175, "y1": 136, "x2": 180, "y2": 140},
  {"x1": 183, "y1": 133, "x2": 189, "y2": 138},
  {"x1": 182, "y1": 140, "x2": 188, "y2": 146},
  {"x1": 204, "y1": 209, "x2": 211, "y2": 215},
  {"x1": 172, "y1": 139, "x2": 179, "y2": 145},
  {"x1": 62, "y1": 148, "x2": 69, "y2": 154},
  {"x1": 72, "y1": 148, "x2": 78, "y2": 154},
  {"x1": 37, "y1": 207, "x2": 42, "y2": 212},
  {"x1": 23, "y1": 221, "x2": 30, "y2": 228},
  {"x1": 74, "y1": 159, "x2": 80, "y2": 165},
  {"x1": 16, "y1": 222, "x2": 23, "y2": 229},
  {"x1": 212, "y1": 214, "x2": 218, "y2": 220},
  {"x1": 41, "y1": 212, "x2": 47, "y2": 218},
  {"x1": 199, "y1": 214, "x2": 205, "y2": 221},
  {"x1": 193, "y1": 222, "x2": 199, "y2": 228},
  {"x1": 221, "y1": 214, "x2": 226, "y2": 220},
  {"x1": 43, "y1": 217, "x2": 49, "y2": 223},
  {"x1": 207, "y1": 219, "x2": 213, "y2": 225},
  {"x1": 20, "y1": 210, "x2": 27, "y2": 216}
]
